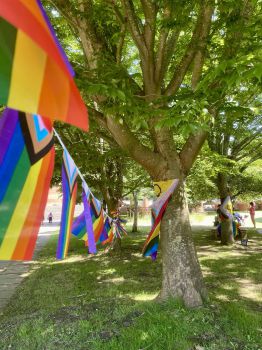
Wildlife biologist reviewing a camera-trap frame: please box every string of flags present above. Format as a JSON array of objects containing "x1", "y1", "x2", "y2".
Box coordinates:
[
  {"x1": 0, "y1": 109, "x2": 127, "y2": 261},
  {"x1": 52, "y1": 131, "x2": 128, "y2": 260}
]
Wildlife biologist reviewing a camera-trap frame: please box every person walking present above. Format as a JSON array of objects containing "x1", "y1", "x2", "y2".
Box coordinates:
[
  {"x1": 48, "y1": 212, "x2": 53, "y2": 224},
  {"x1": 249, "y1": 202, "x2": 256, "y2": 228}
]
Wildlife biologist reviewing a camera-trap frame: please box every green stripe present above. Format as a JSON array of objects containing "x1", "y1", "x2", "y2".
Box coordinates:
[
  {"x1": 0, "y1": 148, "x2": 30, "y2": 245},
  {"x1": 0, "y1": 18, "x2": 17, "y2": 103}
]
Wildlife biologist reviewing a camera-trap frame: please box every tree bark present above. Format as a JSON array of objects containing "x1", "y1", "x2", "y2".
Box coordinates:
[
  {"x1": 220, "y1": 220, "x2": 234, "y2": 245},
  {"x1": 159, "y1": 182, "x2": 207, "y2": 307},
  {"x1": 217, "y1": 172, "x2": 229, "y2": 200},
  {"x1": 216, "y1": 173, "x2": 234, "y2": 245},
  {"x1": 132, "y1": 191, "x2": 138, "y2": 232}
]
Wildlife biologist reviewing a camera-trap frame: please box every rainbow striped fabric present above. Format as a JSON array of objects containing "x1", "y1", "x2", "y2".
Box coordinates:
[
  {"x1": 56, "y1": 149, "x2": 78, "y2": 259},
  {"x1": 0, "y1": 108, "x2": 55, "y2": 260},
  {"x1": 72, "y1": 192, "x2": 107, "y2": 246},
  {"x1": 82, "y1": 182, "x2": 96, "y2": 254},
  {"x1": 0, "y1": 0, "x2": 88, "y2": 130},
  {"x1": 101, "y1": 217, "x2": 114, "y2": 245},
  {"x1": 142, "y1": 179, "x2": 179, "y2": 260}
]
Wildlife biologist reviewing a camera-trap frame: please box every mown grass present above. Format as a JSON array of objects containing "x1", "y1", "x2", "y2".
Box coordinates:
[{"x1": 0, "y1": 227, "x2": 261, "y2": 350}]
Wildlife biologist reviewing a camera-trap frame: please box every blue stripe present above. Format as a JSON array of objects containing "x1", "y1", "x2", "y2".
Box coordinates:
[{"x1": 0, "y1": 122, "x2": 25, "y2": 202}]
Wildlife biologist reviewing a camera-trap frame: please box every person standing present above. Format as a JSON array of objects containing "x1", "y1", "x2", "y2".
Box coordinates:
[{"x1": 249, "y1": 202, "x2": 256, "y2": 228}]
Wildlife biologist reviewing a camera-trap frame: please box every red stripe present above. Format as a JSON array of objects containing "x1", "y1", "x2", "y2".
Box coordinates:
[{"x1": 66, "y1": 83, "x2": 89, "y2": 131}]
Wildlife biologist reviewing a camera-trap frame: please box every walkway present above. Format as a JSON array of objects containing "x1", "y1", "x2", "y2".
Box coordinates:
[{"x1": 0, "y1": 223, "x2": 59, "y2": 313}]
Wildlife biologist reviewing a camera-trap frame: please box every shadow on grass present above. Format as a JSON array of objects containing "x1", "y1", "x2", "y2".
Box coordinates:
[{"x1": 0, "y1": 227, "x2": 261, "y2": 350}]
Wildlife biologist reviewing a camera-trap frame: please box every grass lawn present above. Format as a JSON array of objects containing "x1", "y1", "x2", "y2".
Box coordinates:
[{"x1": 0, "y1": 227, "x2": 261, "y2": 350}]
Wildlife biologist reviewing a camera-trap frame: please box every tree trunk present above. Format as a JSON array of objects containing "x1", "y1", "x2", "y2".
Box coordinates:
[
  {"x1": 159, "y1": 183, "x2": 207, "y2": 308},
  {"x1": 216, "y1": 173, "x2": 234, "y2": 245},
  {"x1": 220, "y1": 219, "x2": 234, "y2": 245},
  {"x1": 217, "y1": 172, "x2": 229, "y2": 199},
  {"x1": 132, "y1": 191, "x2": 138, "y2": 232}
]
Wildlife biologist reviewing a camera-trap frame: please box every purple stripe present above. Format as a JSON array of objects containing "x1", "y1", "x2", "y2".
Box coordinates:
[
  {"x1": 0, "y1": 109, "x2": 19, "y2": 164},
  {"x1": 151, "y1": 251, "x2": 158, "y2": 261},
  {"x1": 37, "y1": 0, "x2": 75, "y2": 77},
  {"x1": 82, "y1": 188, "x2": 97, "y2": 254}
]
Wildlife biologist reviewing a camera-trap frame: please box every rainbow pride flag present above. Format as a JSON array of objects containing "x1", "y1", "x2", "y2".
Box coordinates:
[
  {"x1": 0, "y1": 108, "x2": 55, "y2": 260},
  {"x1": 0, "y1": 0, "x2": 88, "y2": 130},
  {"x1": 72, "y1": 193, "x2": 106, "y2": 246},
  {"x1": 142, "y1": 179, "x2": 179, "y2": 260},
  {"x1": 71, "y1": 211, "x2": 87, "y2": 241},
  {"x1": 101, "y1": 217, "x2": 113, "y2": 245},
  {"x1": 56, "y1": 149, "x2": 78, "y2": 259},
  {"x1": 82, "y1": 182, "x2": 96, "y2": 254}
]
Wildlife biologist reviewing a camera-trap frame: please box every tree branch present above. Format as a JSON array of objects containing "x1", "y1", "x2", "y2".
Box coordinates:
[
  {"x1": 231, "y1": 130, "x2": 262, "y2": 157},
  {"x1": 180, "y1": 130, "x2": 208, "y2": 176},
  {"x1": 165, "y1": 1, "x2": 214, "y2": 96},
  {"x1": 121, "y1": 0, "x2": 146, "y2": 57},
  {"x1": 240, "y1": 152, "x2": 262, "y2": 172},
  {"x1": 191, "y1": 2, "x2": 214, "y2": 90},
  {"x1": 88, "y1": 107, "x2": 168, "y2": 178}
]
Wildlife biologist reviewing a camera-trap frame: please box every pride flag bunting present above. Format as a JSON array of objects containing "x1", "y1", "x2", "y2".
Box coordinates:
[
  {"x1": 0, "y1": 108, "x2": 55, "y2": 260},
  {"x1": 72, "y1": 193, "x2": 107, "y2": 247},
  {"x1": 0, "y1": 0, "x2": 88, "y2": 130},
  {"x1": 142, "y1": 179, "x2": 179, "y2": 260},
  {"x1": 56, "y1": 149, "x2": 78, "y2": 259}
]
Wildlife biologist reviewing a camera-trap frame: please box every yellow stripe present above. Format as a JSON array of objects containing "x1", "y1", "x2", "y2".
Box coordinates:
[
  {"x1": 63, "y1": 199, "x2": 75, "y2": 256},
  {"x1": 93, "y1": 216, "x2": 102, "y2": 231},
  {"x1": 8, "y1": 30, "x2": 46, "y2": 113},
  {"x1": 148, "y1": 222, "x2": 161, "y2": 242},
  {"x1": 0, "y1": 159, "x2": 42, "y2": 259}
]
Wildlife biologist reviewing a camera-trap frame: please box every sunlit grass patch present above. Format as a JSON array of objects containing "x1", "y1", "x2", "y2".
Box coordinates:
[{"x1": 0, "y1": 228, "x2": 261, "y2": 350}]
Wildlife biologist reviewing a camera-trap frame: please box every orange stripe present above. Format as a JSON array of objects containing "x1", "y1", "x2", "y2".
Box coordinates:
[
  {"x1": 20, "y1": 0, "x2": 51, "y2": 34},
  {"x1": 11, "y1": 148, "x2": 54, "y2": 260},
  {"x1": 94, "y1": 215, "x2": 104, "y2": 242},
  {"x1": 38, "y1": 57, "x2": 70, "y2": 121}
]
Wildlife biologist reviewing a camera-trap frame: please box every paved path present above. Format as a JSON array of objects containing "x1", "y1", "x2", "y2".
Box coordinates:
[{"x1": 0, "y1": 224, "x2": 59, "y2": 313}]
